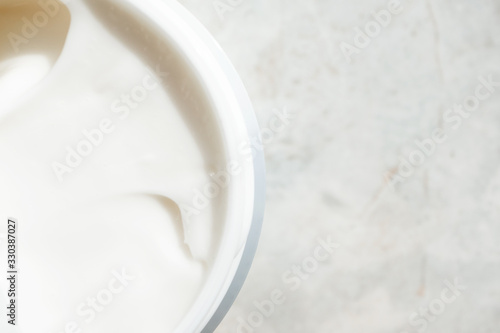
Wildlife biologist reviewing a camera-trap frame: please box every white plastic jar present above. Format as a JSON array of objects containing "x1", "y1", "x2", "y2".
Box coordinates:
[{"x1": 0, "y1": 0, "x2": 265, "y2": 332}]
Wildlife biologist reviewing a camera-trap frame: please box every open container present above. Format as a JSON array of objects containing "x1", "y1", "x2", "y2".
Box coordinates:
[{"x1": 0, "y1": 0, "x2": 264, "y2": 331}]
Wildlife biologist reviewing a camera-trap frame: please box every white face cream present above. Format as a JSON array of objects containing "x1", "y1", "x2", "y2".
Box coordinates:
[{"x1": 0, "y1": 0, "x2": 264, "y2": 332}]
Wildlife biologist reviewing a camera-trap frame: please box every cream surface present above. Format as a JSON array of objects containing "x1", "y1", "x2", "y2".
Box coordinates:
[{"x1": 0, "y1": 0, "x2": 227, "y2": 332}]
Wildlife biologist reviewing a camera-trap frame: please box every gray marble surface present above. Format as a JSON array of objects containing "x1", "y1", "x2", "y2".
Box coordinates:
[{"x1": 178, "y1": 0, "x2": 500, "y2": 332}]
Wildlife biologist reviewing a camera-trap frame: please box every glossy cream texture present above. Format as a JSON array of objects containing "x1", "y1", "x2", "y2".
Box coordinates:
[{"x1": 0, "y1": 0, "x2": 228, "y2": 332}]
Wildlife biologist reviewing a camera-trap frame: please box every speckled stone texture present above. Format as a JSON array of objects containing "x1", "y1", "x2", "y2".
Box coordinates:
[{"x1": 177, "y1": 0, "x2": 500, "y2": 332}]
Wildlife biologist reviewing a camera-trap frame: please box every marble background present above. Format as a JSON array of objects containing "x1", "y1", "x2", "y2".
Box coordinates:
[{"x1": 177, "y1": 0, "x2": 500, "y2": 332}]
